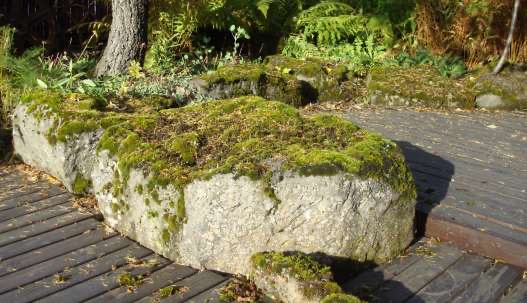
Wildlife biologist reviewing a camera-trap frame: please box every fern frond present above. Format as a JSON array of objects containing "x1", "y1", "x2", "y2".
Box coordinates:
[{"x1": 297, "y1": 2, "x2": 368, "y2": 46}]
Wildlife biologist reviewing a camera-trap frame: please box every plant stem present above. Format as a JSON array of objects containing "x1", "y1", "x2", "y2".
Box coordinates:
[{"x1": 493, "y1": 0, "x2": 521, "y2": 75}]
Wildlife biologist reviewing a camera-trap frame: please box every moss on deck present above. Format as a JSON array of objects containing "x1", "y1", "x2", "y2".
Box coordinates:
[{"x1": 20, "y1": 90, "x2": 416, "y2": 238}]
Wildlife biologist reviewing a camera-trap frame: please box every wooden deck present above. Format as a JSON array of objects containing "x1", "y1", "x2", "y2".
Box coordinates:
[
  {"x1": 1, "y1": 108, "x2": 526, "y2": 302},
  {"x1": 345, "y1": 109, "x2": 527, "y2": 268},
  {"x1": 0, "y1": 168, "x2": 230, "y2": 303},
  {"x1": 343, "y1": 238, "x2": 526, "y2": 303},
  {"x1": 1, "y1": 168, "x2": 525, "y2": 303}
]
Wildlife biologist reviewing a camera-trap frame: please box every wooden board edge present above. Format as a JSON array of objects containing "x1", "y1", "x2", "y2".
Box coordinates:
[{"x1": 421, "y1": 213, "x2": 527, "y2": 269}]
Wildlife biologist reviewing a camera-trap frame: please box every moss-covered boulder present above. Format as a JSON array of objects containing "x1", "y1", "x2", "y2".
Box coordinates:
[
  {"x1": 191, "y1": 55, "x2": 354, "y2": 106},
  {"x1": 251, "y1": 252, "x2": 364, "y2": 303},
  {"x1": 367, "y1": 66, "x2": 477, "y2": 109},
  {"x1": 264, "y1": 55, "x2": 354, "y2": 102},
  {"x1": 474, "y1": 65, "x2": 527, "y2": 110},
  {"x1": 13, "y1": 90, "x2": 416, "y2": 276}
]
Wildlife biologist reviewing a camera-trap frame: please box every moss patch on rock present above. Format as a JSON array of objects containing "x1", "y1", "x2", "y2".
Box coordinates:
[
  {"x1": 100, "y1": 96, "x2": 414, "y2": 205},
  {"x1": 367, "y1": 66, "x2": 477, "y2": 109},
  {"x1": 73, "y1": 173, "x2": 91, "y2": 195},
  {"x1": 251, "y1": 252, "x2": 333, "y2": 282}
]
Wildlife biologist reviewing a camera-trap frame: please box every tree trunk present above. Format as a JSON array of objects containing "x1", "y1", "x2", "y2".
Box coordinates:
[
  {"x1": 493, "y1": 0, "x2": 521, "y2": 75},
  {"x1": 95, "y1": 0, "x2": 148, "y2": 76}
]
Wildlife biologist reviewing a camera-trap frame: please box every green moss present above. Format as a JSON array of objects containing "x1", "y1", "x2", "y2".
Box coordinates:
[
  {"x1": 135, "y1": 184, "x2": 144, "y2": 194},
  {"x1": 251, "y1": 251, "x2": 344, "y2": 299},
  {"x1": 117, "y1": 272, "x2": 144, "y2": 289},
  {"x1": 167, "y1": 132, "x2": 199, "y2": 165},
  {"x1": 321, "y1": 293, "x2": 364, "y2": 303},
  {"x1": 251, "y1": 252, "x2": 332, "y2": 282},
  {"x1": 368, "y1": 66, "x2": 477, "y2": 109},
  {"x1": 219, "y1": 290, "x2": 237, "y2": 302},
  {"x1": 110, "y1": 200, "x2": 128, "y2": 214},
  {"x1": 147, "y1": 210, "x2": 158, "y2": 218},
  {"x1": 73, "y1": 174, "x2": 91, "y2": 194},
  {"x1": 21, "y1": 89, "x2": 62, "y2": 117},
  {"x1": 56, "y1": 120, "x2": 99, "y2": 142},
  {"x1": 158, "y1": 285, "x2": 180, "y2": 298},
  {"x1": 161, "y1": 228, "x2": 171, "y2": 243},
  {"x1": 95, "y1": 97, "x2": 413, "y2": 210},
  {"x1": 201, "y1": 64, "x2": 266, "y2": 84},
  {"x1": 66, "y1": 93, "x2": 107, "y2": 111}
]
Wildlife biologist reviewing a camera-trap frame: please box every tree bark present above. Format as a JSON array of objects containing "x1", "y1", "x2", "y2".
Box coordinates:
[
  {"x1": 95, "y1": 0, "x2": 148, "y2": 76},
  {"x1": 493, "y1": 0, "x2": 521, "y2": 75}
]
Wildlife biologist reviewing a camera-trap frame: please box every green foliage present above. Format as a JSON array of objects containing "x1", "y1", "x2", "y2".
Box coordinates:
[
  {"x1": 295, "y1": 1, "x2": 394, "y2": 47},
  {"x1": 395, "y1": 48, "x2": 467, "y2": 78},
  {"x1": 297, "y1": 1, "x2": 362, "y2": 46},
  {"x1": 0, "y1": 26, "x2": 17, "y2": 128},
  {"x1": 282, "y1": 33, "x2": 388, "y2": 74}
]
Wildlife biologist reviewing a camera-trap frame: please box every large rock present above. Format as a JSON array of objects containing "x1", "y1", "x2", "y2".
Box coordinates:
[
  {"x1": 191, "y1": 55, "x2": 355, "y2": 106},
  {"x1": 474, "y1": 65, "x2": 527, "y2": 110},
  {"x1": 13, "y1": 92, "x2": 416, "y2": 276},
  {"x1": 367, "y1": 66, "x2": 477, "y2": 109}
]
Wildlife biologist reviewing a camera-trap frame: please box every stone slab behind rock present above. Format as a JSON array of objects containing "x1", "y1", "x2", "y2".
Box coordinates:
[{"x1": 13, "y1": 104, "x2": 416, "y2": 276}]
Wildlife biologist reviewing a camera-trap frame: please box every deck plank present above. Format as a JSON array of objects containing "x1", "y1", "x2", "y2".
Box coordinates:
[
  {"x1": 0, "y1": 244, "x2": 151, "y2": 303},
  {"x1": 178, "y1": 281, "x2": 230, "y2": 303},
  {"x1": 501, "y1": 280, "x2": 527, "y2": 303},
  {"x1": 423, "y1": 212, "x2": 527, "y2": 269},
  {"x1": 85, "y1": 263, "x2": 199, "y2": 303},
  {"x1": 0, "y1": 227, "x2": 116, "y2": 276},
  {"x1": 0, "y1": 218, "x2": 99, "y2": 260},
  {"x1": 343, "y1": 240, "x2": 427, "y2": 297},
  {"x1": 405, "y1": 253, "x2": 491, "y2": 303},
  {"x1": 0, "y1": 236, "x2": 130, "y2": 295},
  {"x1": 0, "y1": 185, "x2": 66, "y2": 211},
  {"x1": 0, "y1": 182, "x2": 63, "y2": 203},
  {"x1": 450, "y1": 263, "x2": 523, "y2": 303},
  {"x1": 120, "y1": 271, "x2": 227, "y2": 303},
  {"x1": 367, "y1": 244, "x2": 464, "y2": 303},
  {"x1": 0, "y1": 193, "x2": 73, "y2": 222},
  {"x1": 35, "y1": 255, "x2": 172, "y2": 303},
  {"x1": 157, "y1": 271, "x2": 228, "y2": 303},
  {"x1": 0, "y1": 205, "x2": 86, "y2": 236}
]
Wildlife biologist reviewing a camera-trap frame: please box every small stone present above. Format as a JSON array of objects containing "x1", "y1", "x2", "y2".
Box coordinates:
[{"x1": 476, "y1": 94, "x2": 504, "y2": 109}]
